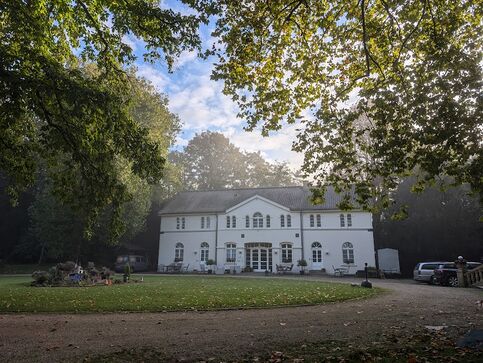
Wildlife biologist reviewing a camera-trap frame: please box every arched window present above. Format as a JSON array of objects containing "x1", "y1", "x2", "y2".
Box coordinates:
[
  {"x1": 200, "y1": 242, "x2": 209, "y2": 262},
  {"x1": 311, "y1": 241, "x2": 322, "y2": 263},
  {"x1": 310, "y1": 214, "x2": 315, "y2": 227},
  {"x1": 253, "y1": 212, "x2": 263, "y2": 228},
  {"x1": 266, "y1": 215, "x2": 271, "y2": 228},
  {"x1": 287, "y1": 215, "x2": 292, "y2": 227},
  {"x1": 245, "y1": 215, "x2": 250, "y2": 228},
  {"x1": 316, "y1": 214, "x2": 321, "y2": 227},
  {"x1": 175, "y1": 243, "x2": 184, "y2": 262},
  {"x1": 226, "y1": 216, "x2": 230, "y2": 228},
  {"x1": 340, "y1": 214, "x2": 345, "y2": 227},
  {"x1": 280, "y1": 215, "x2": 285, "y2": 227},
  {"x1": 342, "y1": 242, "x2": 354, "y2": 264},
  {"x1": 226, "y1": 243, "x2": 236, "y2": 262},
  {"x1": 347, "y1": 214, "x2": 352, "y2": 227},
  {"x1": 281, "y1": 243, "x2": 293, "y2": 263}
]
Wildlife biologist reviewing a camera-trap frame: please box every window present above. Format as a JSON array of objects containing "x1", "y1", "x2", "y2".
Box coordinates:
[
  {"x1": 201, "y1": 216, "x2": 205, "y2": 229},
  {"x1": 232, "y1": 216, "x2": 236, "y2": 228},
  {"x1": 311, "y1": 242, "x2": 322, "y2": 263},
  {"x1": 253, "y1": 212, "x2": 263, "y2": 228},
  {"x1": 266, "y1": 215, "x2": 271, "y2": 228},
  {"x1": 310, "y1": 214, "x2": 314, "y2": 227},
  {"x1": 181, "y1": 217, "x2": 185, "y2": 229},
  {"x1": 347, "y1": 214, "x2": 352, "y2": 227},
  {"x1": 176, "y1": 217, "x2": 180, "y2": 230},
  {"x1": 226, "y1": 243, "x2": 236, "y2": 262},
  {"x1": 287, "y1": 215, "x2": 291, "y2": 227},
  {"x1": 342, "y1": 242, "x2": 354, "y2": 264},
  {"x1": 316, "y1": 214, "x2": 321, "y2": 227},
  {"x1": 245, "y1": 215, "x2": 250, "y2": 228},
  {"x1": 340, "y1": 214, "x2": 345, "y2": 227},
  {"x1": 200, "y1": 242, "x2": 209, "y2": 262},
  {"x1": 175, "y1": 243, "x2": 184, "y2": 262},
  {"x1": 280, "y1": 215, "x2": 285, "y2": 227},
  {"x1": 281, "y1": 243, "x2": 292, "y2": 263},
  {"x1": 206, "y1": 216, "x2": 211, "y2": 229},
  {"x1": 226, "y1": 216, "x2": 230, "y2": 228}
]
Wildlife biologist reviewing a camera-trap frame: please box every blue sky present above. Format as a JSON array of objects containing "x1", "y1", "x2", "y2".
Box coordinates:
[{"x1": 122, "y1": 2, "x2": 304, "y2": 170}]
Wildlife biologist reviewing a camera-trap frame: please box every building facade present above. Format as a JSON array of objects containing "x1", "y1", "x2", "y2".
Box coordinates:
[{"x1": 157, "y1": 187, "x2": 376, "y2": 274}]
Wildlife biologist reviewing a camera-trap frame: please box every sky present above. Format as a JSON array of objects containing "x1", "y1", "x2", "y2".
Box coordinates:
[{"x1": 124, "y1": 2, "x2": 305, "y2": 170}]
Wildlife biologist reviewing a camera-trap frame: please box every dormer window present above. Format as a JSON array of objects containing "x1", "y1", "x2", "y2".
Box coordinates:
[{"x1": 253, "y1": 212, "x2": 263, "y2": 228}]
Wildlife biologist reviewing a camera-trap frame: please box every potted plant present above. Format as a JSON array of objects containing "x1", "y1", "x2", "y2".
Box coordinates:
[
  {"x1": 297, "y1": 259, "x2": 307, "y2": 275},
  {"x1": 206, "y1": 259, "x2": 215, "y2": 274}
]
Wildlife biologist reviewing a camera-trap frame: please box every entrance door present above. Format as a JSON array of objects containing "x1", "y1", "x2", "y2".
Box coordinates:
[
  {"x1": 245, "y1": 243, "x2": 272, "y2": 272},
  {"x1": 311, "y1": 242, "x2": 323, "y2": 270}
]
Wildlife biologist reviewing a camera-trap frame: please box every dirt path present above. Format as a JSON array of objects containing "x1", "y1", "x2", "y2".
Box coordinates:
[{"x1": 0, "y1": 277, "x2": 481, "y2": 362}]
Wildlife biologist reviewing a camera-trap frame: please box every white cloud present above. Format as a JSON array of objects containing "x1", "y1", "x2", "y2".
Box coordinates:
[{"x1": 137, "y1": 65, "x2": 169, "y2": 92}]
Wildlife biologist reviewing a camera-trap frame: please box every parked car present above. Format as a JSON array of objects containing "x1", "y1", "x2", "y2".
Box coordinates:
[
  {"x1": 433, "y1": 262, "x2": 482, "y2": 287},
  {"x1": 114, "y1": 255, "x2": 148, "y2": 273},
  {"x1": 413, "y1": 262, "x2": 449, "y2": 284}
]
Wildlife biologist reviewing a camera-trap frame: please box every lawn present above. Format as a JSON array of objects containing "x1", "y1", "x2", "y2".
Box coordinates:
[{"x1": 0, "y1": 275, "x2": 380, "y2": 313}]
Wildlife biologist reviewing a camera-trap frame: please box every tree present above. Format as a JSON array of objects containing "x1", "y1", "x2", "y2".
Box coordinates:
[
  {"x1": 374, "y1": 176, "x2": 482, "y2": 276},
  {"x1": 171, "y1": 131, "x2": 299, "y2": 190},
  {"x1": 0, "y1": 0, "x2": 212, "y2": 236},
  {"x1": 210, "y1": 1, "x2": 482, "y2": 211}
]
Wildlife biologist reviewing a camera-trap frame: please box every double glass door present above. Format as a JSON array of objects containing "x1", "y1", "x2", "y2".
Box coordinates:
[{"x1": 245, "y1": 243, "x2": 272, "y2": 272}]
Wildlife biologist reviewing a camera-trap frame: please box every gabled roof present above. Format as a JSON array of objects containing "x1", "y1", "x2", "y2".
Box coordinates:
[{"x1": 158, "y1": 186, "x2": 357, "y2": 215}]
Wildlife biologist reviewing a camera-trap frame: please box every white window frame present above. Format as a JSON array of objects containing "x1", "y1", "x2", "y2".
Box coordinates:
[
  {"x1": 310, "y1": 214, "x2": 314, "y2": 227},
  {"x1": 176, "y1": 217, "x2": 180, "y2": 230},
  {"x1": 201, "y1": 216, "x2": 205, "y2": 229},
  {"x1": 347, "y1": 214, "x2": 352, "y2": 227},
  {"x1": 181, "y1": 217, "x2": 185, "y2": 229},
  {"x1": 200, "y1": 242, "x2": 209, "y2": 262},
  {"x1": 266, "y1": 215, "x2": 271, "y2": 228},
  {"x1": 232, "y1": 215, "x2": 236, "y2": 228},
  {"x1": 287, "y1": 214, "x2": 291, "y2": 227},
  {"x1": 175, "y1": 242, "x2": 184, "y2": 262},
  {"x1": 245, "y1": 215, "x2": 250, "y2": 228},
  {"x1": 280, "y1": 215, "x2": 285, "y2": 227},
  {"x1": 340, "y1": 214, "x2": 345, "y2": 227},
  {"x1": 226, "y1": 216, "x2": 230, "y2": 228},
  {"x1": 253, "y1": 212, "x2": 263, "y2": 228},
  {"x1": 226, "y1": 243, "x2": 236, "y2": 263},
  {"x1": 206, "y1": 216, "x2": 211, "y2": 229},
  {"x1": 316, "y1": 214, "x2": 321, "y2": 227},
  {"x1": 281, "y1": 243, "x2": 293, "y2": 263},
  {"x1": 342, "y1": 242, "x2": 354, "y2": 264}
]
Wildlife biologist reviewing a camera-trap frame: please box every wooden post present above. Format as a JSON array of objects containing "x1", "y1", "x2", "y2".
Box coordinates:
[{"x1": 457, "y1": 268, "x2": 465, "y2": 287}]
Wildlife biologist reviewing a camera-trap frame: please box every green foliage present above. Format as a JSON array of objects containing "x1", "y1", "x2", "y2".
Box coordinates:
[
  {"x1": 0, "y1": 275, "x2": 380, "y2": 312},
  {"x1": 0, "y1": 0, "x2": 201, "y2": 237},
  {"x1": 206, "y1": 259, "x2": 215, "y2": 266},
  {"x1": 297, "y1": 259, "x2": 308, "y2": 267},
  {"x1": 211, "y1": 1, "x2": 483, "y2": 211},
  {"x1": 171, "y1": 131, "x2": 301, "y2": 190}
]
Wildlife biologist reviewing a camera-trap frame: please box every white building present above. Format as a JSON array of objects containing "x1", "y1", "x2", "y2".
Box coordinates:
[{"x1": 157, "y1": 186, "x2": 376, "y2": 274}]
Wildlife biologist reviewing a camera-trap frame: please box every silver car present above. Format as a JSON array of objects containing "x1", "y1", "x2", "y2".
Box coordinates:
[{"x1": 413, "y1": 262, "x2": 449, "y2": 284}]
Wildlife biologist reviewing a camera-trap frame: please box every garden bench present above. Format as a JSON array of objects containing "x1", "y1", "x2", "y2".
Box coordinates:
[{"x1": 276, "y1": 264, "x2": 294, "y2": 274}]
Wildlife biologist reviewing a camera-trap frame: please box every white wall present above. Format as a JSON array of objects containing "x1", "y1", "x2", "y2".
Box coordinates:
[{"x1": 158, "y1": 197, "x2": 375, "y2": 274}]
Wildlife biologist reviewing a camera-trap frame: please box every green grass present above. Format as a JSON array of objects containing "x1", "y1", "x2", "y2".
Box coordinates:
[{"x1": 0, "y1": 275, "x2": 380, "y2": 313}]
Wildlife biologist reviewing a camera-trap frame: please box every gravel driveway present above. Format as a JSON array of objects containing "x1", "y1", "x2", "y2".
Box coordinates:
[{"x1": 0, "y1": 276, "x2": 481, "y2": 362}]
